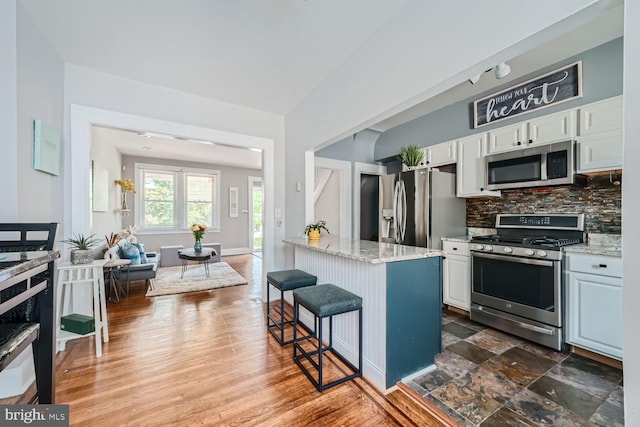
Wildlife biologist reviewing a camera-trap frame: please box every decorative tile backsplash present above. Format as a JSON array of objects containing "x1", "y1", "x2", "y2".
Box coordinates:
[{"x1": 466, "y1": 175, "x2": 621, "y2": 234}]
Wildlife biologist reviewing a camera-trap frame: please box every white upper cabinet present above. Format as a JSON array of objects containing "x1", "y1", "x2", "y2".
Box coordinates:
[
  {"x1": 487, "y1": 122, "x2": 527, "y2": 154},
  {"x1": 576, "y1": 96, "x2": 623, "y2": 173},
  {"x1": 578, "y1": 95, "x2": 623, "y2": 136},
  {"x1": 456, "y1": 133, "x2": 500, "y2": 197},
  {"x1": 528, "y1": 109, "x2": 576, "y2": 144},
  {"x1": 487, "y1": 109, "x2": 576, "y2": 155},
  {"x1": 425, "y1": 140, "x2": 457, "y2": 167}
]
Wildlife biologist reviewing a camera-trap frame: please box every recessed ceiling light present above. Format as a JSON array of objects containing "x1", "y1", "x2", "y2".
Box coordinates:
[{"x1": 142, "y1": 146, "x2": 152, "y2": 150}]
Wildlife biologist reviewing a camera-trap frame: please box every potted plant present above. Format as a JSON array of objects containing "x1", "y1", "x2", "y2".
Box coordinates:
[
  {"x1": 62, "y1": 233, "x2": 99, "y2": 264},
  {"x1": 304, "y1": 220, "x2": 330, "y2": 240},
  {"x1": 398, "y1": 145, "x2": 424, "y2": 170}
]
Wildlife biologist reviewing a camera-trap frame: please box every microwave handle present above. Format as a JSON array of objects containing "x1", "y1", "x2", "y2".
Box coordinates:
[{"x1": 541, "y1": 153, "x2": 548, "y2": 180}]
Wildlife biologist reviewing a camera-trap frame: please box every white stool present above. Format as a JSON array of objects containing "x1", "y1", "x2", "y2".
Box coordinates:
[{"x1": 56, "y1": 260, "x2": 109, "y2": 357}]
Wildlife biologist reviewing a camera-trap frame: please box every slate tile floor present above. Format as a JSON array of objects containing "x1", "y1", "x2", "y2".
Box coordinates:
[{"x1": 404, "y1": 310, "x2": 624, "y2": 426}]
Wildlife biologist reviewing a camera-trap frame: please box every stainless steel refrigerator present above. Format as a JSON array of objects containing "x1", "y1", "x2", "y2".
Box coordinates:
[{"x1": 379, "y1": 169, "x2": 466, "y2": 249}]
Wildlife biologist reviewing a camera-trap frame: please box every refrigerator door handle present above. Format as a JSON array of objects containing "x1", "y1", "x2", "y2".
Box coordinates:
[
  {"x1": 392, "y1": 181, "x2": 400, "y2": 242},
  {"x1": 401, "y1": 180, "x2": 407, "y2": 242}
]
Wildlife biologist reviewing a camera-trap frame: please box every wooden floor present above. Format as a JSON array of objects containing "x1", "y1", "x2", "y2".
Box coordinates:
[{"x1": 2, "y1": 255, "x2": 444, "y2": 426}]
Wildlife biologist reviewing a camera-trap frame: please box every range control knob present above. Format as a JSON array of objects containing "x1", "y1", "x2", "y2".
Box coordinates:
[
  {"x1": 475, "y1": 244, "x2": 485, "y2": 251},
  {"x1": 537, "y1": 250, "x2": 548, "y2": 257},
  {"x1": 503, "y1": 247, "x2": 513, "y2": 253},
  {"x1": 524, "y1": 249, "x2": 535, "y2": 256},
  {"x1": 485, "y1": 245, "x2": 494, "y2": 252}
]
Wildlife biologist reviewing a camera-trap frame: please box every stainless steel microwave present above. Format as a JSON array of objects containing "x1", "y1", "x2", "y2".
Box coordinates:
[{"x1": 485, "y1": 140, "x2": 575, "y2": 190}]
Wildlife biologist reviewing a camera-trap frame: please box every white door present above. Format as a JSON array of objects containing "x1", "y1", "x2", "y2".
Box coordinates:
[{"x1": 248, "y1": 176, "x2": 263, "y2": 253}]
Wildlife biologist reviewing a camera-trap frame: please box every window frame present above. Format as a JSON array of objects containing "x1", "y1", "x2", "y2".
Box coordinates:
[{"x1": 134, "y1": 163, "x2": 221, "y2": 233}]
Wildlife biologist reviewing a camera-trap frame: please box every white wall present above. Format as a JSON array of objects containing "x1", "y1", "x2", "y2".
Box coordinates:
[
  {"x1": 622, "y1": 0, "x2": 639, "y2": 423},
  {"x1": 314, "y1": 169, "x2": 341, "y2": 237},
  {"x1": 283, "y1": 0, "x2": 607, "y2": 243},
  {"x1": 62, "y1": 65, "x2": 285, "y2": 271},
  {"x1": 16, "y1": 2, "x2": 65, "y2": 223},
  {"x1": 0, "y1": 0, "x2": 18, "y2": 221},
  {"x1": 90, "y1": 127, "x2": 124, "y2": 242}
]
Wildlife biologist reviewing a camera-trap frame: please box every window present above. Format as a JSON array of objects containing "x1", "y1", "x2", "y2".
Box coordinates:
[{"x1": 135, "y1": 163, "x2": 220, "y2": 232}]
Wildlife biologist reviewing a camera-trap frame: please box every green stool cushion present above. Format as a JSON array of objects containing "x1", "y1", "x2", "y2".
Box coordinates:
[
  {"x1": 293, "y1": 284, "x2": 362, "y2": 318},
  {"x1": 267, "y1": 269, "x2": 317, "y2": 291}
]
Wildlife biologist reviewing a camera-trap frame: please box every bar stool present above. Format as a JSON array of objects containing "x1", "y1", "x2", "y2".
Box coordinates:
[
  {"x1": 56, "y1": 260, "x2": 109, "y2": 357},
  {"x1": 266, "y1": 269, "x2": 317, "y2": 345},
  {"x1": 292, "y1": 284, "x2": 362, "y2": 392}
]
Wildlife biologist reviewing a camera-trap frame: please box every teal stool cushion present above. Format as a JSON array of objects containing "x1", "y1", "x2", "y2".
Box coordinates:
[
  {"x1": 267, "y1": 269, "x2": 317, "y2": 291},
  {"x1": 293, "y1": 284, "x2": 362, "y2": 318}
]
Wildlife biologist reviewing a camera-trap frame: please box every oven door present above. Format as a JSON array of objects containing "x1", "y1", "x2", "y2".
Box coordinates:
[{"x1": 471, "y1": 251, "x2": 562, "y2": 327}]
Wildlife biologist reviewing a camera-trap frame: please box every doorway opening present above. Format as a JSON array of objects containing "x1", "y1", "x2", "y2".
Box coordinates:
[
  {"x1": 249, "y1": 176, "x2": 263, "y2": 254},
  {"x1": 360, "y1": 174, "x2": 379, "y2": 242}
]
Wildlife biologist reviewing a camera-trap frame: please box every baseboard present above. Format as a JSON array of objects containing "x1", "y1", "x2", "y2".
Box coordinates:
[
  {"x1": 401, "y1": 364, "x2": 436, "y2": 383},
  {"x1": 221, "y1": 247, "x2": 251, "y2": 256},
  {"x1": 446, "y1": 306, "x2": 469, "y2": 317},
  {"x1": 571, "y1": 346, "x2": 623, "y2": 369}
]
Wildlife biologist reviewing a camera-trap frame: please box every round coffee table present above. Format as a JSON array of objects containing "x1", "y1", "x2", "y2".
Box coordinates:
[{"x1": 178, "y1": 248, "x2": 217, "y2": 278}]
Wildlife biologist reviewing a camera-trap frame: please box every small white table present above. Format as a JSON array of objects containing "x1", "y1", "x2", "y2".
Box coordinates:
[{"x1": 56, "y1": 259, "x2": 109, "y2": 357}]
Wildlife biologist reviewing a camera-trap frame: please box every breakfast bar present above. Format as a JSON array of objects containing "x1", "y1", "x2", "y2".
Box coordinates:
[{"x1": 284, "y1": 236, "x2": 443, "y2": 391}]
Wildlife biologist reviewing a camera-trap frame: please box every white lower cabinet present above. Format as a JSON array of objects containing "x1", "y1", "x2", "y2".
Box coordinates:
[
  {"x1": 565, "y1": 253, "x2": 623, "y2": 360},
  {"x1": 442, "y1": 241, "x2": 470, "y2": 310}
]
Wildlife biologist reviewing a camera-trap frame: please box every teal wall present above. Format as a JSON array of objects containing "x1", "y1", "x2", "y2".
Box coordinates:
[{"x1": 375, "y1": 37, "x2": 623, "y2": 162}]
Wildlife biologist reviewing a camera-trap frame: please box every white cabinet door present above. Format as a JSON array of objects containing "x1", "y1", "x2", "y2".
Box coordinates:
[
  {"x1": 528, "y1": 109, "x2": 576, "y2": 145},
  {"x1": 577, "y1": 130, "x2": 623, "y2": 173},
  {"x1": 566, "y1": 253, "x2": 623, "y2": 360},
  {"x1": 576, "y1": 96, "x2": 623, "y2": 173},
  {"x1": 456, "y1": 133, "x2": 500, "y2": 197},
  {"x1": 426, "y1": 140, "x2": 456, "y2": 167},
  {"x1": 443, "y1": 253, "x2": 470, "y2": 311},
  {"x1": 487, "y1": 122, "x2": 527, "y2": 154},
  {"x1": 578, "y1": 96, "x2": 623, "y2": 136}
]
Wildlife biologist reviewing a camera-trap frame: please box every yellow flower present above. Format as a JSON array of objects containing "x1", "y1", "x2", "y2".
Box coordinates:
[{"x1": 115, "y1": 178, "x2": 136, "y2": 193}]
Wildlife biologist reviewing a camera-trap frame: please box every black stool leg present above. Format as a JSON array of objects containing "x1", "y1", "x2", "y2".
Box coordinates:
[{"x1": 318, "y1": 315, "x2": 323, "y2": 389}]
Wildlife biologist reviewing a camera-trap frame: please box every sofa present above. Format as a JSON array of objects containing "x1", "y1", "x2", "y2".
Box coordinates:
[{"x1": 111, "y1": 241, "x2": 159, "y2": 287}]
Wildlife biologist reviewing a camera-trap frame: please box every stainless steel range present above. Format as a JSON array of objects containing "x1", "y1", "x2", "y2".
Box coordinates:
[{"x1": 470, "y1": 214, "x2": 585, "y2": 350}]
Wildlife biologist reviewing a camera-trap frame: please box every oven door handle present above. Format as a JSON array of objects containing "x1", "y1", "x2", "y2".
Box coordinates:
[
  {"x1": 471, "y1": 251, "x2": 554, "y2": 267},
  {"x1": 476, "y1": 305, "x2": 555, "y2": 336}
]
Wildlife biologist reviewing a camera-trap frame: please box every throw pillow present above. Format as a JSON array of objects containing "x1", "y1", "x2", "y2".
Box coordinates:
[
  {"x1": 119, "y1": 243, "x2": 141, "y2": 265},
  {"x1": 133, "y1": 242, "x2": 148, "y2": 264}
]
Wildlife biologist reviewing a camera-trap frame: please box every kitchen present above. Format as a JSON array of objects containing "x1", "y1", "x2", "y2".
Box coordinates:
[{"x1": 304, "y1": 27, "x2": 623, "y2": 426}]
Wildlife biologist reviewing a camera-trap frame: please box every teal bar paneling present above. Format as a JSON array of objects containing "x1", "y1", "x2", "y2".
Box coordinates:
[{"x1": 385, "y1": 257, "x2": 442, "y2": 388}]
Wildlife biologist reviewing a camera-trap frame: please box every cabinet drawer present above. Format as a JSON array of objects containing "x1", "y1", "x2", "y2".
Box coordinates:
[
  {"x1": 442, "y1": 241, "x2": 470, "y2": 256},
  {"x1": 567, "y1": 253, "x2": 622, "y2": 278}
]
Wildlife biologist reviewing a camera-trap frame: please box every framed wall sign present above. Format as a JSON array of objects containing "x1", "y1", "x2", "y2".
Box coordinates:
[
  {"x1": 474, "y1": 61, "x2": 582, "y2": 128},
  {"x1": 229, "y1": 187, "x2": 239, "y2": 218},
  {"x1": 33, "y1": 119, "x2": 61, "y2": 175}
]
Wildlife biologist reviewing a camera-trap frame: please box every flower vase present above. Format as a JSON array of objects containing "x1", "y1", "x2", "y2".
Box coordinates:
[
  {"x1": 194, "y1": 238, "x2": 202, "y2": 252},
  {"x1": 121, "y1": 192, "x2": 128, "y2": 210}
]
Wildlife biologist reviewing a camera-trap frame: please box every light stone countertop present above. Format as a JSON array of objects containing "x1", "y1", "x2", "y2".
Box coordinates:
[
  {"x1": 564, "y1": 233, "x2": 622, "y2": 257},
  {"x1": 283, "y1": 236, "x2": 443, "y2": 264},
  {"x1": 441, "y1": 236, "x2": 472, "y2": 243}
]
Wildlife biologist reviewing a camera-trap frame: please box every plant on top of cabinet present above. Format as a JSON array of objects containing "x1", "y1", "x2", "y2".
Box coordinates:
[{"x1": 398, "y1": 145, "x2": 424, "y2": 169}]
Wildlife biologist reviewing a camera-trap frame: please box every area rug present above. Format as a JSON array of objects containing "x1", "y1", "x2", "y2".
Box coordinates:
[{"x1": 146, "y1": 262, "x2": 248, "y2": 296}]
